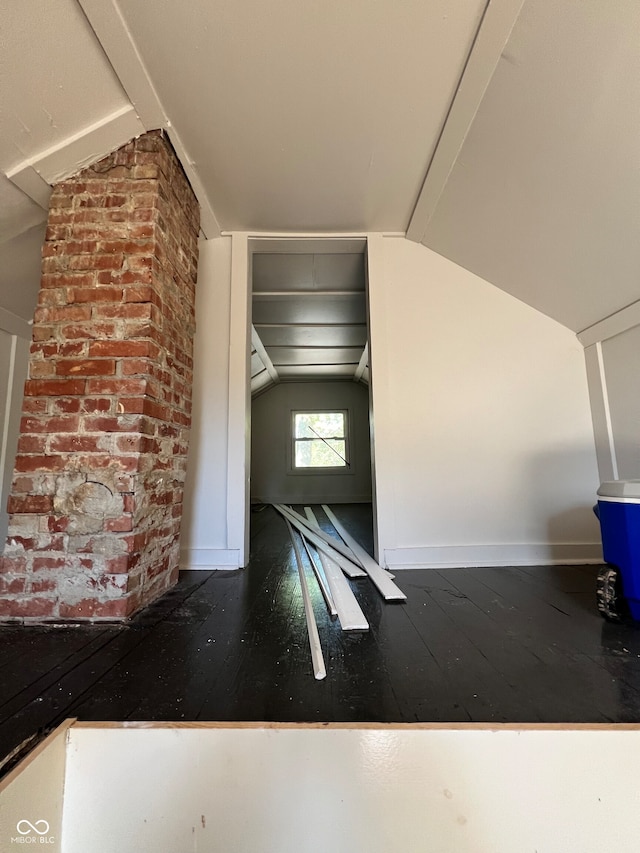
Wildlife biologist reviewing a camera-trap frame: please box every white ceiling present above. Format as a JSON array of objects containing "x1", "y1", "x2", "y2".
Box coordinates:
[
  {"x1": 1, "y1": 0, "x2": 639, "y2": 337},
  {"x1": 420, "y1": 0, "x2": 640, "y2": 333},
  {"x1": 115, "y1": 0, "x2": 486, "y2": 232},
  {"x1": 251, "y1": 252, "x2": 367, "y2": 393}
]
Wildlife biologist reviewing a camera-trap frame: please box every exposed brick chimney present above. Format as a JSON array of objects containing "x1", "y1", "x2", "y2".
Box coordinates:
[{"x1": 0, "y1": 131, "x2": 200, "y2": 621}]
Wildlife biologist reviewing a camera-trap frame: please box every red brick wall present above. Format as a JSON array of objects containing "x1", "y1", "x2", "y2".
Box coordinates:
[{"x1": 0, "y1": 131, "x2": 200, "y2": 621}]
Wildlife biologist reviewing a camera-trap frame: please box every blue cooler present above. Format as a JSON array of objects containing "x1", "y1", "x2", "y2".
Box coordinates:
[{"x1": 597, "y1": 480, "x2": 640, "y2": 620}]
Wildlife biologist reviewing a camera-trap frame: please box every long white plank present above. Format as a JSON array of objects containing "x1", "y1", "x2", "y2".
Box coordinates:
[
  {"x1": 322, "y1": 505, "x2": 406, "y2": 601},
  {"x1": 273, "y1": 505, "x2": 366, "y2": 578},
  {"x1": 280, "y1": 503, "x2": 394, "y2": 579},
  {"x1": 284, "y1": 518, "x2": 326, "y2": 680},
  {"x1": 276, "y1": 504, "x2": 366, "y2": 570},
  {"x1": 299, "y1": 532, "x2": 338, "y2": 618},
  {"x1": 305, "y1": 508, "x2": 369, "y2": 632}
]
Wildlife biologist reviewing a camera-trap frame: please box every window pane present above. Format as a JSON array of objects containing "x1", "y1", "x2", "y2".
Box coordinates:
[
  {"x1": 295, "y1": 412, "x2": 344, "y2": 439},
  {"x1": 295, "y1": 439, "x2": 346, "y2": 468}
]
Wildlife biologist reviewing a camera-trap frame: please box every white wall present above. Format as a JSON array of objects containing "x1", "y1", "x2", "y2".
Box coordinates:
[
  {"x1": 0, "y1": 308, "x2": 31, "y2": 546},
  {"x1": 251, "y1": 381, "x2": 372, "y2": 504},
  {"x1": 183, "y1": 234, "x2": 601, "y2": 571},
  {"x1": 579, "y1": 303, "x2": 640, "y2": 482},
  {"x1": 181, "y1": 237, "x2": 236, "y2": 569},
  {"x1": 367, "y1": 236, "x2": 600, "y2": 568}
]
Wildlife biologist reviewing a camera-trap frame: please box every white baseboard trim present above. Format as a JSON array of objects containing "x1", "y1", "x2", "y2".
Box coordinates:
[
  {"x1": 384, "y1": 543, "x2": 603, "y2": 570},
  {"x1": 180, "y1": 548, "x2": 241, "y2": 570}
]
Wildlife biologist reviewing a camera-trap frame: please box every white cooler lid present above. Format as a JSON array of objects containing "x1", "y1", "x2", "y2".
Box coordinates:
[{"x1": 598, "y1": 480, "x2": 640, "y2": 499}]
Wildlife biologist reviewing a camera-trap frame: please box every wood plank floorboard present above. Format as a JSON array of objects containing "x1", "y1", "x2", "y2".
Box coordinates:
[
  {"x1": 2, "y1": 502, "x2": 640, "y2": 775},
  {"x1": 402, "y1": 572, "x2": 538, "y2": 722},
  {"x1": 438, "y1": 568, "x2": 620, "y2": 722},
  {"x1": 463, "y1": 567, "x2": 640, "y2": 721}
]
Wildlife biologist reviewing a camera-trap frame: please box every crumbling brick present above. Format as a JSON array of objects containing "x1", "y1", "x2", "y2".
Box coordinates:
[{"x1": 0, "y1": 131, "x2": 199, "y2": 623}]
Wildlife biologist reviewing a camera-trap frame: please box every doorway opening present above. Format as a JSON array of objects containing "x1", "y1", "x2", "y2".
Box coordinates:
[{"x1": 233, "y1": 236, "x2": 378, "y2": 565}]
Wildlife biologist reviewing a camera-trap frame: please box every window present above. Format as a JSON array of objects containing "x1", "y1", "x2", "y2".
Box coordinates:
[{"x1": 292, "y1": 411, "x2": 349, "y2": 470}]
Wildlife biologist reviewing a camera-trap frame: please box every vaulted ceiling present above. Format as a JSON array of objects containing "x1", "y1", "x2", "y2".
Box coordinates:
[{"x1": 2, "y1": 0, "x2": 639, "y2": 343}]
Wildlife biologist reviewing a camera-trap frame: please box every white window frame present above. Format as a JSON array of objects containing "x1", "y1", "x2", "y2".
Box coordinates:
[{"x1": 290, "y1": 409, "x2": 351, "y2": 475}]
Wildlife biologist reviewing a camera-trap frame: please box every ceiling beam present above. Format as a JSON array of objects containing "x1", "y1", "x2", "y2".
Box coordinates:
[
  {"x1": 251, "y1": 326, "x2": 279, "y2": 386},
  {"x1": 77, "y1": 0, "x2": 221, "y2": 238},
  {"x1": 354, "y1": 343, "x2": 369, "y2": 382},
  {"x1": 247, "y1": 237, "x2": 369, "y2": 254},
  {"x1": 276, "y1": 365, "x2": 357, "y2": 378},
  {"x1": 253, "y1": 291, "x2": 364, "y2": 299},
  {"x1": 406, "y1": 0, "x2": 525, "y2": 244},
  {"x1": 269, "y1": 346, "x2": 363, "y2": 366},
  {"x1": 577, "y1": 299, "x2": 640, "y2": 348},
  {"x1": 6, "y1": 166, "x2": 51, "y2": 211},
  {"x1": 251, "y1": 369, "x2": 274, "y2": 397},
  {"x1": 254, "y1": 323, "x2": 367, "y2": 329},
  {"x1": 6, "y1": 105, "x2": 144, "y2": 209}
]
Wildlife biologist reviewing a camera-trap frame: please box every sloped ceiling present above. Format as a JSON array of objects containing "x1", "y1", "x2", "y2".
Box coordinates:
[
  {"x1": 0, "y1": 0, "x2": 143, "y2": 320},
  {"x1": 416, "y1": 0, "x2": 640, "y2": 333},
  {"x1": 113, "y1": 0, "x2": 487, "y2": 232},
  {"x1": 1, "y1": 0, "x2": 639, "y2": 337}
]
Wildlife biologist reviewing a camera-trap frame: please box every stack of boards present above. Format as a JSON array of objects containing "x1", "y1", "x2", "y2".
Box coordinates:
[{"x1": 272, "y1": 504, "x2": 406, "y2": 681}]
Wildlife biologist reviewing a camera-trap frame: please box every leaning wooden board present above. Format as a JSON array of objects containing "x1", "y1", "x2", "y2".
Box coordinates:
[
  {"x1": 305, "y1": 507, "x2": 369, "y2": 632},
  {"x1": 276, "y1": 504, "x2": 367, "y2": 574},
  {"x1": 322, "y1": 505, "x2": 406, "y2": 601},
  {"x1": 273, "y1": 505, "x2": 365, "y2": 579}
]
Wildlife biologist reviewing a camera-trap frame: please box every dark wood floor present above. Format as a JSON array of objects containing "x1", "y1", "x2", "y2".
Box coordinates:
[{"x1": 2, "y1": 503, "x2": 640, "y2": 775}]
